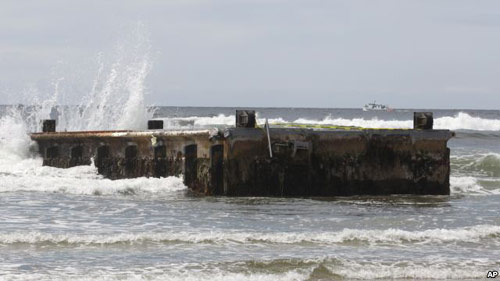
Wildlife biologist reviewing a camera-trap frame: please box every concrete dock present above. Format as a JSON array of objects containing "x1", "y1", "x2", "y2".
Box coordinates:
[{"x1": 30, "y1": 111, "x2": 454, "y2": 196}]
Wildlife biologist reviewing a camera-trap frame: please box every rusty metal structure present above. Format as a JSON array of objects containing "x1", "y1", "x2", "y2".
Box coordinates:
[{"x1": 31, "y1": 111, "x2": 454, "y2": 196}]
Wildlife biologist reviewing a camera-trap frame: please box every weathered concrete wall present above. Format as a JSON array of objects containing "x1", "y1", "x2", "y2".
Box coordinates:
[
  {"x1": 221, "y1": 128, "x2": 453, "y2": 196},
  {"x1": 31, "y1": 130, "x2": 220, "y2": 183},
  {"x1": 31, "y1": 127, "x2": 453, "y2": 196}
]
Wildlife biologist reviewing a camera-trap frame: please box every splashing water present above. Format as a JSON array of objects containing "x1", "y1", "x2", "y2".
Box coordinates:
[
  {"x1": 71, "y1": 38, "x2": 154, "y2": 131},
  {"x1": 4, "y1": 25, "x2": 155, "y2": 134},
  {"x1": 0, "y1": 110, "x2": 36, "y2": 162},
  {"x1": 0, "y1": 25, "x2": 172, "y2": 197}
]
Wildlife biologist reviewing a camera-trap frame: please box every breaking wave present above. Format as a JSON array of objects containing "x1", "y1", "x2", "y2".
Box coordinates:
[
  {"x1": 450, "y1": 176, "x2": 500, "y2": 195},
  {"x1": 320, "y1": 258, "x2": 492, "y2": 280},
  {"x1": 296, "y1": 112, "x2": 500, "y2": 131},
  {"x1": 0, "y1": 271, "x2": 309, "y2": 281},
  {"x1": 155, "y1": 112, "x2": 500, "y2": 131},
  {"x1": 0, "y1": 115, "x2": 185, "y2": 197},
  {"x1": 451, "y1": 176, "x2": 486, "y2": 194},
  {"x1": 0, "y1": 113, "x2": 186, "y2": 197},
  {"x1": 450, "y1": 153, "x2": 500, "y2": 195},
  {"x1": 156, "y1": 114, "x2": 286, "y2": 129},
  {"x1": 0, "y1": 25, "x2": 181, "y2": 198},
  {"x1": 0, "y1": 257, "x2": 493, "y2": 281},
  {"x1": 0, "y1": 113, "x2": 36, "y2": 162},
  {"x1": 1, "y1": 225, "x2": 498, "y2": 246},
  {"x1": 470, "y1": 153, "x2": 500, "y2": 177},
  {"x1": 0, "y1": 162, "x2": 186, "y2": 196},
  {"x1": 453, "y1": 152, "x2": 500, "y2": 175},
  {"x1": 3, "y1": 23, "x2": 154, "y2": 133}
]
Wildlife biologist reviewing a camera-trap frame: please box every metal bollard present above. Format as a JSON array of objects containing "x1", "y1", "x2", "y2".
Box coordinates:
[
  {"x1": 148, "y1": 120, "x2": 164, "y2": 130},
  {"x1": 235, "y1": 110, "x2": 256, "y2": 128},
  {"x1": 41, "y1": 119, "x2": 56, "y2": 132},
  {"x1": 413, "y1": 112, "x2": 433, "y2": 130}
]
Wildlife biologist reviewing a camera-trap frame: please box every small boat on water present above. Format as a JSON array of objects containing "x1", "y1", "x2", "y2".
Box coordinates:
[{"x1": 363, "y1": 101, "x2": 392, "y2": 112}]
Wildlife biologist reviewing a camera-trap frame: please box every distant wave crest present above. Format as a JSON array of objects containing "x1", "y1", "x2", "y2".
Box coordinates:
[{"x1": 157, "y1": 112, "x2": 500, "y2": 131}]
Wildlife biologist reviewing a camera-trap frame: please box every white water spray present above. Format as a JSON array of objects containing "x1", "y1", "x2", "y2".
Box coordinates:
[
  {"x1": 0, "y1": 25, "x2": 187, "y2": 196},
  {"x1": 5, "y1": 24, "x2": 155, "y2": 133}
]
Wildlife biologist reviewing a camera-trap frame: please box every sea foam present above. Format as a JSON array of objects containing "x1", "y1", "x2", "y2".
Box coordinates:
[
  {"x1": 0, "y1": 257, "x2": 490, "y2": 281},
  {"x1": 1, "y1": 225, "x2": 498, "y2": 246},
  {"x1": 0, "y1": 113, "x2": 186, "y2": 197}
]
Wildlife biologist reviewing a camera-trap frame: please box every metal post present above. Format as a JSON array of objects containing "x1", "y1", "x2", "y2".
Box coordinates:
[
  {"x1": 148, "y1": 120, "x2": 164, "y2": 130},
  {"x1": 41, "y1": 119, "x2": 56, "y2": 133},
  {"x1": 265, "y1": 118, "x2": 272, "y2": 158}
]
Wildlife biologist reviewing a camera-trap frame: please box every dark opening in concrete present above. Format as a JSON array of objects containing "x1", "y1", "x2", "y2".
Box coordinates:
[
  {"x1": 97, "y1": 145, "x2": 110, "y2": 159},
  {"x1": 125, "y1": 145, "x2": 138, "y2": 159},
  {"x1": 71, "y1": 146, "x2": 83, "y2": 159},
  {"x1": 154, "y1": 145, "x2": 166, "y2": 158},
  {"x1": 184, "y1": 144, "x2": 197, "y2": 187},
  {"x1": 211, "y1": 144, "x2": 224, "y2": 194},
  {"x1": 96, "y1": 145, "x2": 111, "y2": 176},
  {"x1": 125, "y1": 145, "x2": 138, "y2": 174},
  {"x1": 69, "y1": 145, "x2": 84, "y2": 167},
  {"x1": 153, "y1": 145, "x2": 167, "y2": 177},
  {"x1": 46, "y1": 146, "x2": 59, "y2": 159}
]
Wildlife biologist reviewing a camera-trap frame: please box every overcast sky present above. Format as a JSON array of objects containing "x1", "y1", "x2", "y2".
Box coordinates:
[{"x1": 1, "y1": 0, "x2": 499, "y2": 109}]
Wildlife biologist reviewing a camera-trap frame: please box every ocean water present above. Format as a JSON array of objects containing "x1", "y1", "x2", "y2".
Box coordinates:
[{"x1": 0, "y1": 105, "x2": 499, "y2": 281}]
